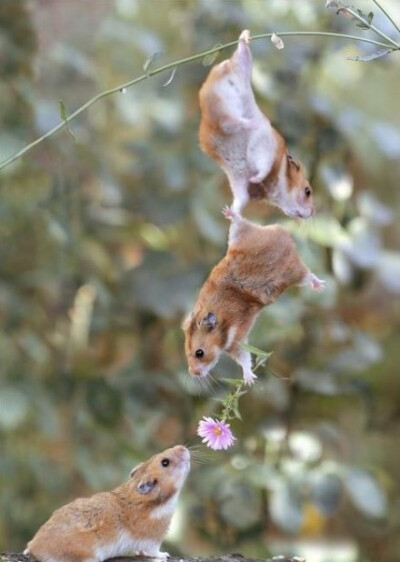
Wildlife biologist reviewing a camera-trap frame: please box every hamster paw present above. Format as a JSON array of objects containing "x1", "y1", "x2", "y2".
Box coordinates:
[
  {"x1": 239, "y1": 29, "x2": 251, "y2": 44},
  {"x1": 243, "y1": 370, "x2": 257, "y2": 386},
  {"x1": 222, "y1": 205, "x2": 241, "y2": 222},
  {"x1": 136, "y1": 550, "x2": 169, "y2": 559},
  {"x1": 308, "y1": 273, "x2": 326, "y2": 292}
]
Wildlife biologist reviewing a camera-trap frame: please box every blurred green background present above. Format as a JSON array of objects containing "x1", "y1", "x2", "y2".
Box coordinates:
[{"x1": 1, "y1": 1, "x2": 400, "y2": 561}]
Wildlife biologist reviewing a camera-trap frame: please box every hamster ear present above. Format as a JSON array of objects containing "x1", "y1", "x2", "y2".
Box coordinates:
[
  {"x1": 201, "y1": 312, "x2": 217, "y2": 330},
  {"x1": 137, "y1": 479, "x2": 157, "y2": 495},
  {"x1": 130, "y1": 462, "x2": 143, "y2": 478}
]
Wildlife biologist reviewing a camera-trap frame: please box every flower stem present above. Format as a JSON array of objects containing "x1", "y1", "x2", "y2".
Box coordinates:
[
  {"x1": 220, "y1": 381, "x2": 246, "y2": 423},
  {"x1": 0, "y1": 30, "x2": 397, "y2": 172},
  {"x1": 344, "y1": 6, "x2": 400, "y2": 48},
  {"x1": 372, "y1": 0, "x2": 400, "y2": 35}
]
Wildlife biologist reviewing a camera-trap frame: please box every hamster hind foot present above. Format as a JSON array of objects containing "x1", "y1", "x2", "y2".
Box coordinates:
[
  {"x1": 222, "y1": 205, "x2": 241, "y2": 222},
  {"x1": 239, "y1": 29, "x2": 251, "y2": 44},
  {"x1": 303, "y1": 272, "x2": 326, "y2": 292}
]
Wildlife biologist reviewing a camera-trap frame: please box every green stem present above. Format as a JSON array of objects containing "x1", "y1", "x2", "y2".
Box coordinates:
[
  {"x1": 345, "y1": 6, "x2": 400, "y2": 47},
  {"x1": 220, "y1": 381, "x2": 245, "y2": 423},
  {"x1": 0, "y1": 30, "x2": 397, "y2": 172},
  {"x1": 372, "y1": 0, "x2": 400, "y2": 35}
]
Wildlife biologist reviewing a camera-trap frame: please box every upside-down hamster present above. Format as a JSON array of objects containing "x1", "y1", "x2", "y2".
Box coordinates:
[
  {"x1": 183, "y1": 208, "x2": 324, "y2": 385},
  {"x1": 199, "y1": 30, "x2": 314, "y2": 218},
  {"x1": 24, "y1": 445, "x2": 190, "y2": 562}
]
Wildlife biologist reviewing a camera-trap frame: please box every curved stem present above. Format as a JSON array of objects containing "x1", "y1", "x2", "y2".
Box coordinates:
[
  {"x1": 0, "y1": 30, "x2": 397, "y2": 172},
  {"x1": 372, "y1": 0, "x2": 400, "y2": 34},
  {"x1": 345, "y1": 6, "x2": 400, "y2": 47}
]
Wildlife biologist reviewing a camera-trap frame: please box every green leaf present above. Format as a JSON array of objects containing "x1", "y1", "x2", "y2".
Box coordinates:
[
  {"x1": 220, "y1": 377, "x2": 243, "y2": 387},
  {"x1": 233, "y1": 405, "x2": 242, "y2": 420},
  {"x1": 163, "y1": 67, "x2": 177, "y2": 87},
  {"x1": 202, "y1": 44, "x2": 223, "y2": 67},
  {"x1": 348, "y1": 49, "x2": 392, "y2": 62},
  {"x1": 241, "y1": 342, "x2": 273, "y2": 360},
  {"x1": 58, "y1": 99, "x2": 77, "y2": 141},
  {"x1": 59, "y1": 98, "x2": 68, "y2": 122},
  {"x1": 143, "y1": 52, "x2": 161, "y2": 75}
]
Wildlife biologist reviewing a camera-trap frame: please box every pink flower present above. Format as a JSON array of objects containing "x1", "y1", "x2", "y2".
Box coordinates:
[{"x1": 197, "y1": 417, "x2": 236, "y2": 450}]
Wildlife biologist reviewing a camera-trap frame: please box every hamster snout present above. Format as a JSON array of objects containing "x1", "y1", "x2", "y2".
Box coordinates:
[{"x1": 173, "y1": 445, "x2": 190, "y2": 469}]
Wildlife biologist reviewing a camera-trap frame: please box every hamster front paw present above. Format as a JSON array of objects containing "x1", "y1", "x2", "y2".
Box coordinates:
[{"x1": 243, "y1": 370, "x2": 257, "y2": 386}]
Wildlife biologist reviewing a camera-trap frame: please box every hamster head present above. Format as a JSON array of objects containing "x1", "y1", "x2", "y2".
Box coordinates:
[
  {"x1": 182, "y1": 311, "x2": 224, "y2": 377},
  {"x1": 280, "y1": 154, "x2": 315, "y2": 219},
  {"x1": 130, "y1": 445, "x2": 190, "y2": 501}
]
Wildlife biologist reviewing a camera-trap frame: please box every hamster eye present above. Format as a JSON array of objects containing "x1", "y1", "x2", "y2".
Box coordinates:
[
  {"x1": 161, "y1": 458, "x2": 170, "y2": 467},
  {"x1": 195, "y1": 349, "x2": 204, "y2": 358},
  {"x1": 304, "y1": 186, "x2": 312, "y2": 198}
]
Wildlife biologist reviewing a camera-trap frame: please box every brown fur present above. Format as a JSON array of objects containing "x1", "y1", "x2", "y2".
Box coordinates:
[
  {"x1": 25, "y1": 446, "x2": 190, "y2": 562},
  {"x1": 183, "y1": 213, "x2": 324, "y2": 384},
  {"x1": 198, "y1": 30, "x2": 314, "y2": 218}
]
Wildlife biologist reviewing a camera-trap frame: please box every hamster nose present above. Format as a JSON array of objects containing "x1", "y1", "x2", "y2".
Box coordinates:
[
  {"x1": 175, "y1": 445, "x2": 189, "y2": 456},
  {"x1": 174, "y1": 445, "x2": 190, "y2": 463}
]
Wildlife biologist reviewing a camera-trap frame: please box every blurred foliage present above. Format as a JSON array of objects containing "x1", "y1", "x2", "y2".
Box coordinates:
[{"x1": 1, "y1": 1, "x2": 400, "y2": 561}]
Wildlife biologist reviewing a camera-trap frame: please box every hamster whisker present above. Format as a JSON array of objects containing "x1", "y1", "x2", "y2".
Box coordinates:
[
  {"x1": 196, "y1": 373, "x2": 215, "y2": 394},
  {"x1": 187, "y1": 445, "x2": 214, "y2": 464}
]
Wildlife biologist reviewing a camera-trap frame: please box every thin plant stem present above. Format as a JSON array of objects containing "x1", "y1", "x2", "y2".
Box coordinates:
[
  {"x1": 345, "y1": 6, "x2": 400, "y2": 47},
  {"x1": 372, "y1": 0, "x2": 400, "y2": 34},
  {"x1": 220, "y1": 381, "x2": 245, "y2": 423},
  {"x1": 0, "y1": 30, "x2": 397, "y2": 172}
]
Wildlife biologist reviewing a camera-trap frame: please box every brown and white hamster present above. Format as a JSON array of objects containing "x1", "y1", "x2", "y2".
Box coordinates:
[
  {"x1": 199, "y1": 30, "x2": 314, "y2": 218},
  {"x1": 24, "y1": 445, "x2": 190, "y2": 562},
  {"x1": 183, "y1": 208, "x2": 324, "y2": 385}
]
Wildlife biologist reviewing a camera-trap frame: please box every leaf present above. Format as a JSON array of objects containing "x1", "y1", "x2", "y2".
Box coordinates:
[
  {"x1": 347, "y1": 49, "x2": 393, "y2": 62},
  {"x1": 310, "y1": 470, "x2": 342, "y2": 515},
  {"x1": 241, "y1": 342, "x2": 273, "y2": 360},
  {"x1": 143, "y1": 51, "x2": 161, "y2": 75},
  {"x1": 233, "y1": 404, "x2": 242, "y2": 420},
  {"x1": 271, "y1": 33, "x2": 285, "y2": 50},
  {"x1": 58, "y1": 99, "x2": 77, "y2": 141},
  {"x1": 343, "y1": 468, "x2": 387, "y2": 518},
  {"x1": 376, "y1": 251, "x2": 400, "y2": 293},
  {"x1": 220, "y1": 377, "x2": 243, "y2": 387},
  {"x1": 219, "y1": 481, "x2": 263, "y2": 529},
  {"x1": 163, "y1": 67, "x2": 177, "y2": 87},
  {"x1": 202, "y1": 44, "x2": 223, "y2": 67},
  {"x1": 269, "y1": 480, "x2": 304, "y2": 533}
]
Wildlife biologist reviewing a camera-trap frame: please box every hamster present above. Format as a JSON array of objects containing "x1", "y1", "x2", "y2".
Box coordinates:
[
  {"x1": 198, "y1": 29, "x2": 314, "y2": 218},
  {"x1": 183, "y1": 208, "x2": 324, "y2": 385},
  {"x1": 24, "y1": 445, "x2": 190, "y2": 562}
]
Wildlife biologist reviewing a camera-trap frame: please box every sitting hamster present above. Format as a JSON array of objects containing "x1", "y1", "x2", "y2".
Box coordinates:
[
  {"x1": 183, "y1": 208, "x2": 324, "y2": 385},
  {"x1": 198, "y1": 29, "x2": 314, "y2": 218},
  {"x1": 24, "y1": 445, "x2": 190, "y2": 562}
]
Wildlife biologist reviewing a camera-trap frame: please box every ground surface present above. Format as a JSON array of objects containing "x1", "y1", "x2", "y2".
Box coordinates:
[{"x1": 0, "y1": 553, "x2": 305, "y2": 562}]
